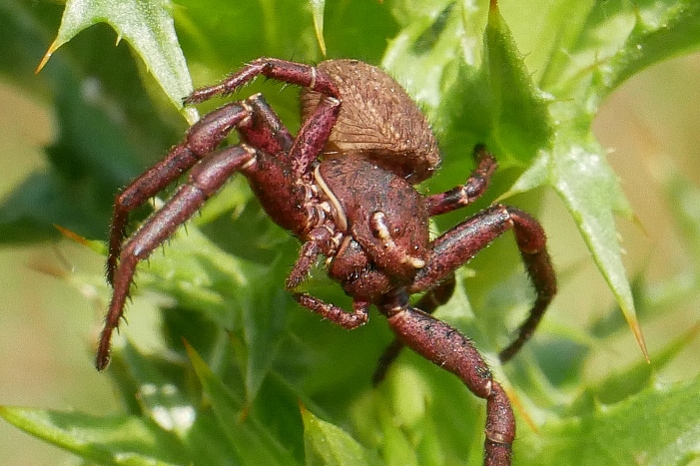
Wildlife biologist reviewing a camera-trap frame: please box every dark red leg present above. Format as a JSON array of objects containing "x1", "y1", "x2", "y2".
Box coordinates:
[
  {"x1": 237, "y1": 94, "x2": 294, "y2": 156},
  {"x1": 107, "y1": 102, "x2": 252, "y2": 284},
  {"x1": 288, "y1": 95, "x2": 340, "y2": 176},
  {"x1": 108, "y1": 92, "x2": 302, "y2": 285},
  {"x1": 372, "y1": 275, "x2": 456, "y2": 385},
  {"x1": 381, "y1": 295, "x2": 514, "y2": 466},
  {"x1": 97, "y1": 145, "x2": 256, "y2": 370},
  {"x1": 285, "y1": 224, "x2": 342, "y2": 291},
  {"x1": 294, "y1": 294, "x2": 369, "y2": 330},
  {"x1": 184, "y1": 58, "x2": 343, "y2": 177},
  {"x1": 497, "y1": 209, "x2": 557, "y2": 363},
  {"x1": 410, "y1": 204, "x2": 556, "y2": 363},
  {"x1": 425, "y1": 144, "x2": 497, "y2": 216},
  {"x1": 285, "y1": 241, "x2": 322, "y2": 291},
  {"x1": 184, "y1": 58, "x2": 340, "y2": 105}
]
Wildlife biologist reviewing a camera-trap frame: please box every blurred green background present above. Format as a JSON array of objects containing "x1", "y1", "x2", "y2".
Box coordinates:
[{"x1": 1, "y1": 6, "x2": 699, "y2": 466}]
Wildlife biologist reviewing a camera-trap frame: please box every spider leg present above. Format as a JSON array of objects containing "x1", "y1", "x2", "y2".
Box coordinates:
[
  {"x1": 285, "y1": 240, "x2": 322, "y2": 290},
  {"x1": 97, "y1": 144, "x2": 257, "y2": 370},
  {"x1": 372, "y1": 274, "x2": 456, "y2": 385},
  {"x1": 381, "y1": 293, "x2": 515, "y2": 466},
  {"x1": 185, "y1": 58, "x2": 342, "y2": 177},
  {"x1": 425, "y1": 144, "x2": 497, "y2": 216},
  {"x1": 185, "y1": 58, "x2": 340, "y2": 105},
  {"x1": 221, "y1": 85, "x2": 341, "y2": 239},
  {"x1": 410, "y1": 204, "x2": 557, "y2": 363},
  {"x1": 294, "y1": 293, "x2": 369, "y2": 330},
  {"x1": 108, "y1": 102, "x2": 253, "y2": 284},
  {"x1": 237, "y1": 94, "x2": 293, "y2": 156},
  {"x1": 288, "y1": 95, "x2": 340, "y2": 176},
  {"x1": 108, "y1": 93, "x2": 298, "y2": 285}
]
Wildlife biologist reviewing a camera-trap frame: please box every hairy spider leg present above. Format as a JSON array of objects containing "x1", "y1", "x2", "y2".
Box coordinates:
[
  {"x1": 372, "y1": 274, "x2": 456, "y2": 385},
  {"x1": 237, "y1": 94, "x2": 294, "y2": 155},
  {"x1": 294, "y1": 293, "x2": 370, "y2": 330},
  {"x1": 196, "y1": 59, "x2": 343, "y2": 178},
  {"x1": 425, "y1": 144, "x2": 498, "y2": 215},
  {"x1": 105, "y1": 60, "x2": 348, "y2": 369},
  {"x1": 495, "y1": 209, "x2": 557, "y2": 362},
  {"x1": 98, "y1": 145, "x2": 257, "y2": 370},
  {"x1": 206, "y1": 64, "x2": 343, "y2": 231},
  {"x1": 107, "y1": 102, "x2": 252, "y2": 284},
  {"x1": 284, "y1": 224, "x2": 340, "y2": 292},
  {"x1": 184, "y1": 58, "x2": 339, "y2": 105},
  {"x1": 110, "y1": 57, "x2": 343, "y2": 279},
  {"x1": 103, "y1": 84, "x2": 339, "y2": 370},
  {"x1": 380, "y1": 293, "x2": 515, "y2": 466},
  {"x1": 287, "y1": 95, "x2": 340, "y2": 176},
  {"x1": 409, "y1": 204, "x2": 557, "y2": 363}
]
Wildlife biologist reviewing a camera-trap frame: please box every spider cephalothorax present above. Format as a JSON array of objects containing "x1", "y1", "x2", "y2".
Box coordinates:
[{"x1": 101, "y1": 58, "x2": 556, "y2": 466}]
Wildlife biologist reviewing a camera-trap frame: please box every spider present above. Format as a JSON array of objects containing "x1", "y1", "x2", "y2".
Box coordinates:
[{"x1": 100, "y1": 58, "x2": 557, "y2": 466}]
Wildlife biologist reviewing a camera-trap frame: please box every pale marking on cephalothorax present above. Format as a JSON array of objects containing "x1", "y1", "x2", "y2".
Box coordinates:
[
  {"x1": 313, "y1": 165, "x2": 348, "y2": 232},
  {"x1": 372, "y1": 211, "x2": 392, "y2": 241},
  {"x1": 370, "y1": 212, "x2": 426, "y2": 269}
]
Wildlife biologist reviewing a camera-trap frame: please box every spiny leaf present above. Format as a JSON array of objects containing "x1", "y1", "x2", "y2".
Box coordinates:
[
  {"x1": 507, "y1": 137, "x2": 647, "y2": 359},
  {"x1": 607, "y1": 0, "x2": 700, "y2": 89},
  {"x1": 37, "y1": 0, "x2": 197, "y2": 123},
  {"x1": 478, "y1": 1, "x2": 553, "y2": 162}
]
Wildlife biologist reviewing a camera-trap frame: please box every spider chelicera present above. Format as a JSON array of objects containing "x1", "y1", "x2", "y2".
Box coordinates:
[{"x1": 101, "y1": 58, "x2": 557, "y2": 466}]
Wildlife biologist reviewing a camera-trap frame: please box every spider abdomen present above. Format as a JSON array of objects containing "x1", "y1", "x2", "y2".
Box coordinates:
[{"x1": 301, "y1": 59, "x2": 440, "y2": 184}]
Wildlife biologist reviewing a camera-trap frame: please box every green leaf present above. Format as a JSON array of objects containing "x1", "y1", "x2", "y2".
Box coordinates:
[
  {"x1": 137, "y1": 224, "x2": 291, "y2": 403},
  {"x1": 383, "y1": 0, "x2": 476, "y2": 112},
  {"x1": 301, "y1": 405, "x2": 373, "y2": 466},
  {"x1": 383, "y1": 1, "x2": 552, "y2": 166},
  {"x1": 308, "y1": 0, "x2": 326, "y2": 56},
  {"x1": 0, "y1": 407, "x2": 185, "y2": 465},
  {"x1": 501, "y1": 1, "x2": 700, "y2": 357},
  {"x1": 477, "y1": 5, "x2": 553, "y2": 162},
  {"x1": 38, "y1": 0, "x2": 197, "y2": 123},
  {"x1": 526, "y1": 0, "x2": 700, "y2": 101},
  {"x1": 603, "y1": 0, "x2": 700, "y2": 92},
  {"x1": 186, "y1": 343, "x2": 303, "y2": 466},
  {"x1": 518, "y1": 374, "x2": 700, "y2": 465}
]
